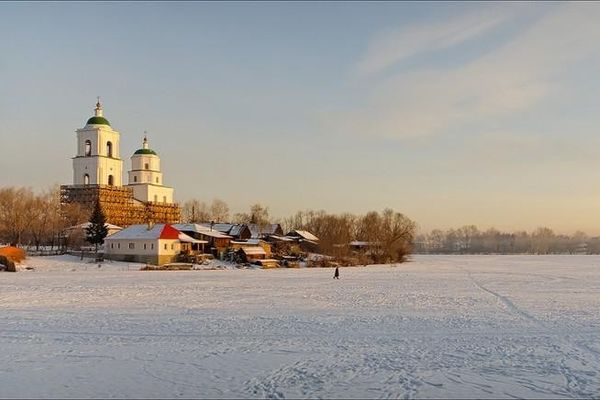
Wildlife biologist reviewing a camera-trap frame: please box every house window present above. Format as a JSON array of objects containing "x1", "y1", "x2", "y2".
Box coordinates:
[
  {"x1": 85, "y1": 140, "x2": 92, "y2": 156},
  {"x1": 129, "y1": 243, "x2": 135, "y2": 249},
  {"x1": 107, "y1": 141, "x2": 113, "y2": 157},
  {"x1": 145, "y1": 163, "x2": 149, "y2": 170},
  {"x1": 171, "y1": 243, "x2": 174, "y2": 250},
  {"x1": 108, "y1": 175, "x2": 114, "y2": 186},
  {"x1": 164, "y1": 244, "x2": 167, "y2": 250},
  {"x1": 83, "y1": 174, "x2": 90, "y2": 185}
]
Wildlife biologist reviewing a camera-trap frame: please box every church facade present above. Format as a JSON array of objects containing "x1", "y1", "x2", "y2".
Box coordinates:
[{"x1": 61, "y1": 100, "x2": 181, "y2": 226}]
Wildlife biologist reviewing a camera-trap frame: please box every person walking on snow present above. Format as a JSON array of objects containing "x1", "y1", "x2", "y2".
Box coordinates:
[{"x1": 333, "y1": 266, "x2": 340, "y2": 279}]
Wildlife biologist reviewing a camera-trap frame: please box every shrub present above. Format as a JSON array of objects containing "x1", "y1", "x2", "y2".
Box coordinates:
[{"x1": 0, "y1": 246, "x2": 26, "y2": 263}]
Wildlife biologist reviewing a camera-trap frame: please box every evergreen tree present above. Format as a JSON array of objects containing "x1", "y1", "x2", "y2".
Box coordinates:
[{"x1": 85, "y1": 199, "x2": 108, "y2": 258}]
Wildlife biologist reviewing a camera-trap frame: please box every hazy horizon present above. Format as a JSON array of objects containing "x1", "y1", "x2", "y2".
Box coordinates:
[{"x1": 2, "y1": 2, "x2": 600, "y2": 235}]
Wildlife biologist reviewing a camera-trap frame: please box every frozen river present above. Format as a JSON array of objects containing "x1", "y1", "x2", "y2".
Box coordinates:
[{"x1": 2, "y1": 255, "x2": 600, "y2": 398}]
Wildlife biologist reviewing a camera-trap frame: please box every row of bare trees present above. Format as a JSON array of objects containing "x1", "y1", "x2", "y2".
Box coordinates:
[
  {"x1": 283, "y1": 209, "x2": 416, "y2": 263},
  {"x1": 181, "y1": 199, "x2": 272, "y2": 226},
  {"x1": 416, "y1": 225, "x2": 599, "y2": 254},
  {"x1": 0, "y1": 186, "x2": 87, "y2": 249},
  {"x1": 181, "y1": 198, "x2": 230, "y2": 223}
]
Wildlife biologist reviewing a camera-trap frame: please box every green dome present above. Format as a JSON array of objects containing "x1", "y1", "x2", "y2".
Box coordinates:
[
  {"x1": 86, "y1": 116, "x2": 111, "y2": 126},
  {"x1": 134, "y1": 148, "x2": 158, "y2": 155}
]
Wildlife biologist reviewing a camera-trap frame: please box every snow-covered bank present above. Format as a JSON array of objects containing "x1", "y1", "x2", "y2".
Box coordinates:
[{"x1": 2, "y1": 255, "x2": 600, "y2": 398}]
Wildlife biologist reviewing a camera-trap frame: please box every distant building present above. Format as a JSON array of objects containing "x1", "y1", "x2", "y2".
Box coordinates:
[
  {"x1": 249, "y1": 223, "x2": 283, "y2": 239},
  {"x1": 105, "y1": 223, "x2": 204, "y2": 265},
  {"x1": 230, "y1": 239, "x2": 272, "y2": 258},
  {"x1": 236, "y1": 246, "x2": 267, "y2": 263},
  {"x1": 287, "y1": 230, "x2": 319, "y2": 242},
  {"x1": 172, "y1": 223, "x2": 232, "y2": 259},
  {"x1": 199, "y1": 223, "x2": 251, "y2": 241},
  {"x1": 286, "y1": 230, "x2": 320, "y2": 252},
  {"x1": 127, "y1": 135, "x2": 174, "y2": 204},
  {"x1": 61, "y1": 100, "x2": 180, "y2": 227}
]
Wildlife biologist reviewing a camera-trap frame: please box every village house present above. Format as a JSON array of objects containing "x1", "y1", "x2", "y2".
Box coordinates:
[
  {"x1": 248, "y1": 223, "x2": 284, "y2": 240},
  {"x1": 172, "y1": 223, "x2": 232, "y2": 259},
  {"x1": 230, "y1": 238, "x2": 272, "y2": 258},
  {"x1": 199, "y1": 223, "x2": 251, "y2": 241},
  {"x1": 286, "y1": 229, "x2": 320, "y2": 252},
  {"x1": 236, "y1": 246, "x2": 267, "y2": 263},
  {"x1": 104, "y1": 223, "x2": 205, "y2": 265}
]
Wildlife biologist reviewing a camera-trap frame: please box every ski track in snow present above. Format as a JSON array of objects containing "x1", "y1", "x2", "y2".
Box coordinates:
[{"x1": 2, "y1": 254, "x2": 600, "y2": 398}]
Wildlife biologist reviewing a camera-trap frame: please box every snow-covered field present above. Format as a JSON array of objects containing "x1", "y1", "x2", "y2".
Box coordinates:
[{"x1": 2, "y1": 255, "x2": 600, "y2": 399}]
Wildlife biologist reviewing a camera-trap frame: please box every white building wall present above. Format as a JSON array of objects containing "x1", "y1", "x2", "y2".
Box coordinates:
[
  {"x1": 105, "y1": 238, "x2": 180, "y2": 256},
  {"x1": 73, "y1": 125, "x2": 123, "y2": 186},
  {"x1": 130, "y1": 184, "x2": 174, "y2": 204},
  {"x1": 126, "y1": 145, "x2": 174, "y2": 204},
  {"x1": 128, "y1": 170, "x2": 163, "y2": 185},
  {"x1": 131, "y1": 154, "x2": 160, "y2": 171}
]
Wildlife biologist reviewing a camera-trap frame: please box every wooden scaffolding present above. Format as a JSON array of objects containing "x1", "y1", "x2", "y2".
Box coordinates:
[{"x1": 60, "y1": 185, "x2": 181, "y2": 227}]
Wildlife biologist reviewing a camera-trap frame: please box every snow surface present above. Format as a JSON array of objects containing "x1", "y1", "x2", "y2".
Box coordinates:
[{"x1": 2, "y1": 255, "x2": 600, "y2": 398}]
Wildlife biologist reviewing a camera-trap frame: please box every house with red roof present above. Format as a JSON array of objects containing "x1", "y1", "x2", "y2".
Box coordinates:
[{"x1": 105, "y1": 223, "x2": 206, "y2": 265}]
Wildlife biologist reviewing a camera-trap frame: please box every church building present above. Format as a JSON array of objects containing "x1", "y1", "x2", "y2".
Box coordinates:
[{"x1": 61, "y1": 100, "x2": 181, "y2": 227}]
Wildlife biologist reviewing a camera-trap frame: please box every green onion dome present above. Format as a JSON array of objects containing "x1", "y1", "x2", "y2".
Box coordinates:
[
  {"x1": 133, "y1": 148, "x2": 158, "y2": 155},
  {"x1": 86, "y1": 116, "x2": 111, "y2": 126}
]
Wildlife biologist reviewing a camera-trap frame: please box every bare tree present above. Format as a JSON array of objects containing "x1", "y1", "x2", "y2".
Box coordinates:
[
  {"x1": 0, "y1": 187, "x2": 36, "y2": 246},
  {"x1": 232, "y1": 212, "x2": 251, "y2": 224},
  {"x1": 182, "y1": 199, "x2": 210, "y2": 223},
  {"x1": 209, "y1": 198, "x2": 230, "y2": 222},
  {"x1": 531, "y1": 227, "x2": 555, "y2": 254}
]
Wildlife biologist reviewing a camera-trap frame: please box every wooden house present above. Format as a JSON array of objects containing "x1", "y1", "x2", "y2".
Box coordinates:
[
  {"x1": 173, "y1": 223, "x2": 232, "y2": 259},
  {"x1": 200, "y1": 223, "x2": 251, "y2": 241},
  {"x1": 249, "y1": 223, "x2": 284, "y2": 239}
]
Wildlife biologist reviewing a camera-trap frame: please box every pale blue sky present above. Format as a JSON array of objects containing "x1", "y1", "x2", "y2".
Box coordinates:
[{"x1": 2, "y1": 2, "x2": 600, "y2": 234}]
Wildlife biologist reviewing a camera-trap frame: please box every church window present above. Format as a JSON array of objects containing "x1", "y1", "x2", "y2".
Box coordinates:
[
  {"x1": 156, "y1": 177, "x2": 159, "y2": 183},
  {"x1": 108, "y1": 175, "x2": 114, "y2": 186},
  {"x1": 145, "y1": 163, "x2": 149, "y2": 170},
  {"x1": 134, "y1": 176, "x2": 137, "y2": 183},
  {"x1": 163, "y1": 196, "x2": 167, "y2": 203},
  {"x1": 85, "y1": 140, "x2": 92, "y2": 156},
  {"x1": 107, "y1": 141, "x2": 113, "y2": 157},
  {"x1": 83, "y1": 174, "x2": 90, "y2": 185},
  {"x1": 154, "y1": 195, "x2": 158, "y2": 203}
]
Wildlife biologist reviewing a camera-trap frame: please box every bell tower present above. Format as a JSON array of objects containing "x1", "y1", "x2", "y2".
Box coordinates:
[
  {"x1": 72, "y1": 99, "x2": 123, "y2": 186},
  {"x1": 127, "y1": 134, "x2": 174, "y2": 204}
]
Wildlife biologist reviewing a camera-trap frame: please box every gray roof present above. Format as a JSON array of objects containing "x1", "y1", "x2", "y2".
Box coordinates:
[
  {"x1": 248, "y1": 223, "x2": 282, "y2": 239},
  {"x1": 198, "y1": 223, "x2": 247, "y2": 237},
  {"x1": 172, "y1": 223, "x2": 232, "y2": 239},
  {"x1": 106, "y1": 224, "x2": 166, "y2": 240},
  {"x1": 287, "y1": 230, "x2": 319, "y2": 241}
]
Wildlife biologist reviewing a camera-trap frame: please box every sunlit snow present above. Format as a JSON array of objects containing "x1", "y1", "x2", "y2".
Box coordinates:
[{"x1": 2, "y1": 255, "x2": 600, "y2": 398}]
